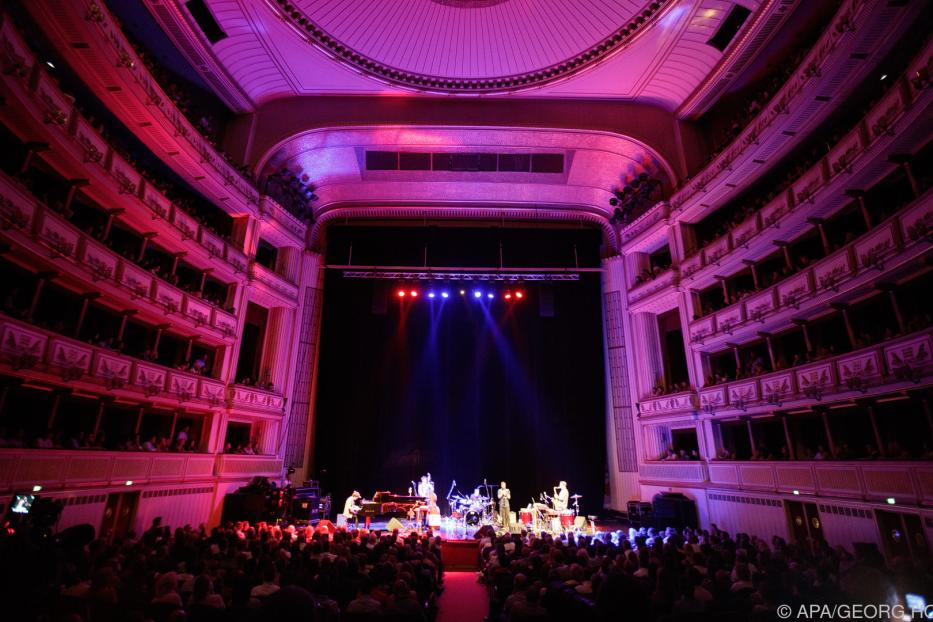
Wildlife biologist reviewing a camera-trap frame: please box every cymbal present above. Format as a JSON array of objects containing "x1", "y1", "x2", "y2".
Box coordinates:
[{"x1": 570, "y1": 494, "x2": 583, "y2": 499}]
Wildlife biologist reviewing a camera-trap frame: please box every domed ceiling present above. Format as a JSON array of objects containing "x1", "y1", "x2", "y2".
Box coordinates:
[{"x1": 272, "y1": 0, "x2": 669, "y2": 92}]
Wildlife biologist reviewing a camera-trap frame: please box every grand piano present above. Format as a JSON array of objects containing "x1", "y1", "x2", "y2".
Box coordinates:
[{"x1": 358, "y1": 491, "x2": 424, "y2": 520}]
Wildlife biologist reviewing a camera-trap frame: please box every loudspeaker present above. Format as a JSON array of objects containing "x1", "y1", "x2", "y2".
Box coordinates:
[
  {"x1": 651, "y1": 493, "x2": 698, "y2": 529},
  {"x1": 386, "y1": 518, "x2": 405, "y2": 531},
  {"x1": 315, "y1": 520, "x2": 336, "y2": 536}
]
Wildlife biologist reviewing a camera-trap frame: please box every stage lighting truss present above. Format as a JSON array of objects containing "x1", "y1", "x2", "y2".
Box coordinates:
[{"x1": 342, "y1": 271, "x2": 579, "y2": 282}]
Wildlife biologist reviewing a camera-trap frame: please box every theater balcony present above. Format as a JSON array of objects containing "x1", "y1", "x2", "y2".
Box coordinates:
[
  {"x1": 697, "y1": 327, "x2": 932, "y2": 417},
  {"x1": 0, "y1": 447, "x2": 218, "y2": 494},
  {"x1": 707, "y1": 460, "x2": 933, "y2": 506},
  {"x1": 0, "y1": 314, "x2": 227, "y2": 409},
  {"x1": 0, "y1": 20, "x2": 252, "y2": 279},
  {"x1": 10, "y1": 5, "x2": 263, "y2": 219}
]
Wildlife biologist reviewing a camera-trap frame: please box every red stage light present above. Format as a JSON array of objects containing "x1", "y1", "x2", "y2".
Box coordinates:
[
  {"x1": 409, "y1": 290, "x2": 418, "y2": 297},
  {"x1": 515, "y1": 291, "x2": 524, "y2": 299},
  {"x1": 397, "y1": 290, "x2": 406, "y2": 297},
  {"x1": 504, "y1": 292, "x2": 512, "y2": 300}
]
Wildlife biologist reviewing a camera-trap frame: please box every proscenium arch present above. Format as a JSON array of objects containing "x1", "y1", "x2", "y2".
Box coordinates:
[
  {"x1": 226, "y1": 96, "x2": 700, "y2": 184},
  {"x1": 248, "y1": 124, "x2": 681, "y2": 254}
]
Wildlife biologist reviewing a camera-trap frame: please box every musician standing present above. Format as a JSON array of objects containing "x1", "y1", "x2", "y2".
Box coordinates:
[
  {"x1": 497, "y1": 481, "x2": 511, "y2": 531},
  {"x1": 553, "y1": 481, "x2": 569, "y2": 512}
]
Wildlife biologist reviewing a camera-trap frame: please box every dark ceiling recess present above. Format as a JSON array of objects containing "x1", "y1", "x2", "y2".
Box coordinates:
[
  {"x1": 185, "y1": 0, "x2": 227, "y2": 44},
  {"x1": 708, "y1": 4, "x2": 752, "y2": 52},
  {"x1": 366, "y1": 151, "x2": 565, "y2": 173}
]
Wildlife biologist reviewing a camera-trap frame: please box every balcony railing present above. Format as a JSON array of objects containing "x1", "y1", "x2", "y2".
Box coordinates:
[
  {"x1": 0, "y1": 448, "x2": 217, "y2": 492},
  {"x1": 639, "y1": 461, "x2": 708, "y2": 485},
  {"x1": 639, "y1": 390, "x2": 698, "y2": 418},
  {"x1": 215, "y1": 454, "x2": 283, "y2": 478},
  {"x1": 628, "y1": 267, "x2": 680, "y2": 305},
  {"x1": 0, "y1": 16, "x2": 253, "y2": 276},
  {"x1": 0, "y1": 448, "x2": 284, "y2": 492},
  {"x1": 0, "y1": 314, "x2": 227, "y2": 406},
  {"x1": 0, "y1": 174, "x2": 238, "y2": 341},
  {"x1": 687, "y1": 193, "x2": 932, "y2": 345},
  {"x1": 707, "y1": 460, "x2": 933, "y2": 505},
  {"x1": 249, "y1": 262, "x2": 299, "y2": 302},
  {"x1": 667, "y1": 0, "x2": 920, "y2": 217},
  {"x1": 674, "y1": 34, "x2": 932, "y2": 286},
  {"x1": 229, "y1": 384, "x2": 286, "y2": 414},
  {"x1": 697, "y1": 329, "x2": 933, "y2": 415}
]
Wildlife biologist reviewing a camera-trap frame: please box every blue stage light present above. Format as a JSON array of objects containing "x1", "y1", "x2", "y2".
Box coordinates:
[
  {"x1": 487, "y1": 292, "x2": 494, "y2": 299},
  {"x1": 473, "y1": 290, "x2": 482, "y2": 298},
  {"x1": 428, "y1": 291, "x2": 436, "y2": 299},
  {"x1": 441, "y1": 291, "x2": 450, "y2": 298}
]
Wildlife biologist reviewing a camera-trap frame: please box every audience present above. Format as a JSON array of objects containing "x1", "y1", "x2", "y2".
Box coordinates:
[
  {"x1": 481, "y1": 523, "x2": 932, "y2": 622},
  {"x1": 0, "y1": 518, "x2": 443, "y2": 622}
]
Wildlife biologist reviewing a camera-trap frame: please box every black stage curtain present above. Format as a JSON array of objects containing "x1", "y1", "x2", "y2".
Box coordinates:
[{"x1": 313, "y1": 227, "x2": 606, "y2": 515}]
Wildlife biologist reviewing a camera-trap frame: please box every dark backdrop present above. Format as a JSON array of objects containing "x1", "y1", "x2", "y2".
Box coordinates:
[{"x1": 313, "y1": 226, "x2": 607, "y2": 514}]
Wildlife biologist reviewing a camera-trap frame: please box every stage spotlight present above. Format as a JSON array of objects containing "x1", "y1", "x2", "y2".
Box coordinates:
[
  {"x1": 473, "y1": 290, "x2": 482, "y2": 298},
  {"x1": 459, "y1": 289, "x2": 466, "y2": 296},
  {"x1": 397, "y1": 290, "x2": 406, "y2": 298},
  {"x1": 487, "y1": 292, "x2": 494, "y2": 299},
  {"x1": 409, "y1": 290, "x2": 418, "y2": 297},
  {"x1": 515, "y1": 291, "x2": 525, "y2": 299},
  {"x1": 441, "y1": 291, "x2": 450, "y2": 298},
  {"x1": 504, "y1": 292, "x2": 512, "y2": 300},
  {"x1": 428, "y1": 291, "x2": 436, "y2": 299}
]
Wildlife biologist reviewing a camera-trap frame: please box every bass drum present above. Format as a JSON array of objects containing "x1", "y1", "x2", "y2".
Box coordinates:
[{"x1": 465, "y1": 510, "x2": 481, "y2": 526}]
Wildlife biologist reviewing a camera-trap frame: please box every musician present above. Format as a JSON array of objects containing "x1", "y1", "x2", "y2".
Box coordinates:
[
  {"x1": 417, "y1": 474, "x2": 435, "y2": 500},
  {"x1": 342, "y1": 491, "x2": 362, "y2": 526},
  {"x1": 497, "y1": 481, "x2": 511, "y2": 531},
  {"x1": 552, "y1": 481, "x2": 569, "y2": 512}
]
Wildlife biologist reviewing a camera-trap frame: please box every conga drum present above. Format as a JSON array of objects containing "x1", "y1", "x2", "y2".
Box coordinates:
[
  {"x1": 520, "y1": 509, "x2": 533, "y2": 527},
  {"x1": 560, "y1": 510, "x2": 574, "y2": 529}
]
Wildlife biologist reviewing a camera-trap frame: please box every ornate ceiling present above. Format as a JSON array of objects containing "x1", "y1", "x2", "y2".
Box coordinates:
[{"x1": 142, "y1": 0, "x2": 795, "y2": 112}]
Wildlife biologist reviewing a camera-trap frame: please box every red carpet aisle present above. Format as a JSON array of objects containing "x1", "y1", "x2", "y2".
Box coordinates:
[{"x1": 437, "y1": 572, "x2": 488, "y2": 622}]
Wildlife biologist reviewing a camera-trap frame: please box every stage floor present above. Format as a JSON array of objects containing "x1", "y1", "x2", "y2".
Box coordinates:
[{"x1": 339, "y1": 515, "x2": 628, "y2": 541}]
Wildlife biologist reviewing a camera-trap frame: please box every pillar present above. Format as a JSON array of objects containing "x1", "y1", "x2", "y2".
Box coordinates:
[
  {"x1": 758, "y1": 332, "x2": 776, "y2": 370},
  {"x1": 807, "y1": 217, "x2": 831, "y2": 255},
  {"x1": 152, "y1": 324, "x2": 170, "y2": 354},
  {"x1": 819, "y1": 409, "x2": 836, "y2": 456},
  {"x1": 717, "y1": 275, "x2": 729, "y2": 302},
  {"x1": 74, "y1": 292, "x2": 100, "y2": 338},
  {"x1": 774, "y1": 241, "x2": 792, "y2": 270},
  {"x1": 867, "y1": 404, "x2": 885, "y2": 457},
  {"x1": 18, "y1": 141, "x2": 50, "y2": 175},
  {"x1": 780, "y1": 414, "x2": 796, "y2": 459},
  {"x1": 27, "y1": 271, "x2": 56, "y2": 321},
  {"x1": 743, "y1": 259, "x2": 759, "y2": 289},
  {"x1": 170, "y1": 252, "x2": 186, "y2": 278},
  {"x1": 92, "y1": 400, "x2": 106, "y2": 437},
  {"x1": 876, "y1": 283, "x2": 905, "y2": 334},
  {"x1": 101, "y1": 208, "x2": 124, "y2": 241},
  {"x1": 198, "y1": 270, "x2": 209, "y2": 297},
  {"x1": 830, "y1": 303, "x2": 857, "y2": 349},
  {"x1": 845, "y1": 190, "x2": 871, "y2": 229},
  {"x1": 117, "y1": 310, "x2": 136, "y2": 343},
  {"x1": 137, "y1": 232, "x2": 157, "y2": 263},
  {"x1": 728, "y1": 342, "x2": 742, "y2": 371},
  {"x1": 63, "y1": 179, "x2": 90, "y2": 215},
  {"x1": 793, "y1": 319, "x2": 812, "y2": 353},
  {"x1": 47, "y1": 391, "x2": 64, "y2": 430},
  {"x1": 889, "y1": 155, "x2": 919, "y2": 198},
  {"x1": 745, "y1": 417, "x2": 757, "y2": 455}
]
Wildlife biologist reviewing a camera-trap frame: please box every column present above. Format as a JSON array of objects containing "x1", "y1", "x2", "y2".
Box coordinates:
[
  {"x1": 744, "y1": 417, "x2": 757, "y2": 456},
  {"x1": 743, "y1": 259, "x2": 760, "y2": 289},
  {"x1": 716, "y1": 275, "x2": 729, "y2": 302},
  {"x1": 829, "y1": 303, "x2": 856, "y2": 349},
  {"x1": 151, "y1": 324, "x2": 171, "y2": 355},
  {"x1": 758, "y1": 332, "x2": 776, "y2": 369},
  {"x1": 92, "y1": 400, "x2": 107, "y2": 437},
  {"x1": 889, "y1": 155, "x2": 919, "y2": 199},
  {"x1": 877, "y1": 283, "x2": 905, "y2": 334},
  {"x1": 18, "y1": 141, "x2": 50, "y2": 174},
  {"x1": 47, "y1": 391, "x2": 64, "y2": 430},
  {"x1": 774, "y1": 240, "x2": 792, "y2": 270},
  {"x1": 63, "y1": 179, "x2": 90, "y2": 215},
  {"x1": 792, "y1": 319, "x2": 812, "y2": 353},
  {"x1": 727, "y1": 342, "x2": 742, "y2": 372},
  {"x1": 598, "y1": 255, "x2": 642, "y2": 509},
  {"x1": 73, "y1": 292, "x2": 101, "y2": 338},
  {"x1": 137, "y1": 232, "x2": 157, "y2": 263},
  {"x1": 27, "y1": 271, "x2": 57, "y2": 321},
  {"x1": 101, "y1": 208, "x2": 124, "y2": 241},
  {"x1": 819, "y1": 408, "x2": 836, "y2": 456},
  {"x1": 845, "y1": 190, "x2": 871, "y2": 229},
  {"x1": 867, "y1": 404, "x2": 885, "y2": 457},
  {"x1": 807, "y1": 217, "x2": 831, "y2": 255},
  {"x1": 198, "y1": 270, "x2": 210, "y2": 297},
  {"x1": 170, "y1": 252, "x2": 186, "y2": 278},
  {"x1": 117, "y1": 310, "x2": 137, "y2": 343},
  {"x1": 780, "y1": 414, "x2": 796, "y2": 459}
]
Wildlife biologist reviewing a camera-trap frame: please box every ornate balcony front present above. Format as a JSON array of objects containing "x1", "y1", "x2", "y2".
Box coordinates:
[
  {"x1": 708, "y1": 460, "x2": 933, "y2": 506},
  {"x1": 0, "y1": 448, "x2": 217, "y2": 493},
  {"x1": 228, "y1": 385, "x2": 286, "y2": 416},
  {"x1": 0, "y1": 314, "x2": 227, "y2": 408},
  {"x1": 639, "y1": 391, "x2": 698, "y2": 419},
  {"x1": 214, "y1": 454, "x2": 283, "y2": 479},
  {"x1": 697, "y1": 329, "x2": 933, "y2": 416}
]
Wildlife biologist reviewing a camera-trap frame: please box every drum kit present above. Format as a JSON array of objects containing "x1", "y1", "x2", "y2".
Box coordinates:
[
  {"x1": 519, "y1": 493, "x2": 584, "y2": 534},
  {"x1": 448, "y1": 484, "x2": 496, "y2": 527}
]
